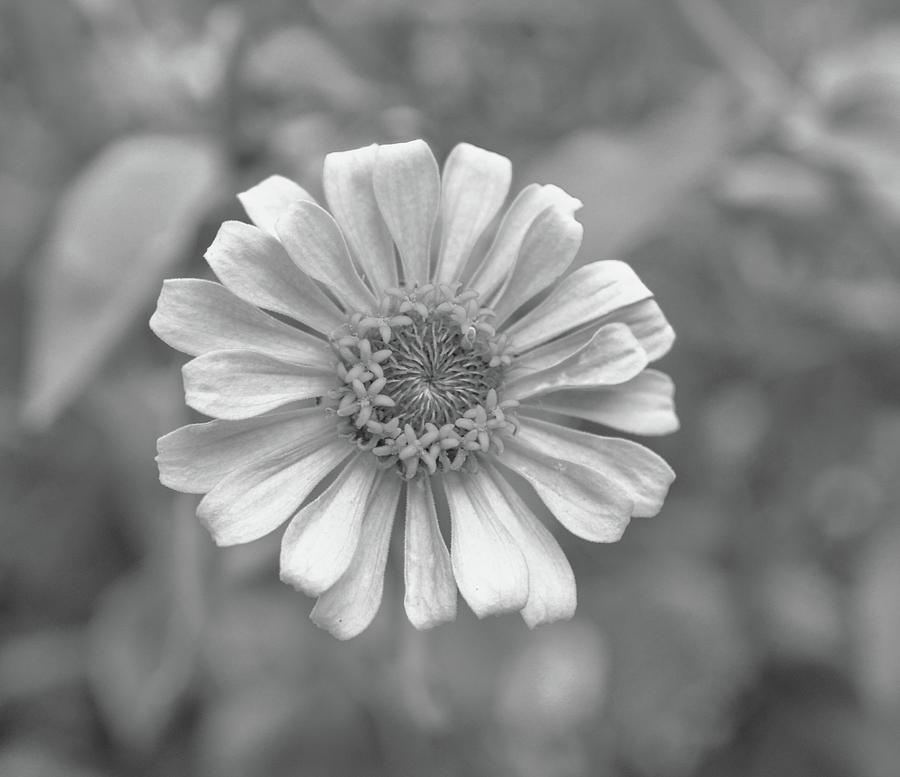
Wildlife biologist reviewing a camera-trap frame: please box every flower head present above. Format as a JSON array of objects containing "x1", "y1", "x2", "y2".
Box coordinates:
[{"x1": 151, "y1": 140, "x2": 677, "y2": 639}]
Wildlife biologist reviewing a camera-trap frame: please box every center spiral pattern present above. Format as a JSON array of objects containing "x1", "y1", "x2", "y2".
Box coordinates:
[
  {"x1": 382, "y1": 318, "x2": 504, "y2": 431},
  {"x1": 326, "y1": 282, "x2": 519, "y2": 479}
]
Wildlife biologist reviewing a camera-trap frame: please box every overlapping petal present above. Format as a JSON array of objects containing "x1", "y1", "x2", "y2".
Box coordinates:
[
  {"x1": 373, "y1": 140, "x2": 440, "y2": 283},
  {"x1": 505, "y1": 260, "x2": 655, "y2": 352},
  {"x1": 157, "y1": 408, "x2": 333, "y2": 493},
  {"x1": 434, "y1": 143, "x2": 512, "y2": 285},
  {"x1": 491, "y1": 204, "x2": 584, "y2": 325},
  {"x1": 276, "y1": 200, "x2": 375, "y2": 312},
  {"x1": 404, "y1": 475, "x2": 457, "y2": 629},
  {"x1": 280, "y1": 454, "x2": 379, "y2": 596},
  {"x1": 514, "y1": 416, "x2": 675, "y2": 518},
  {"x1": 182, "y1": 349, "x2": 335, "y2": 419},
  {"x1": 504, "y1": 323, "x2": 648, "y2": 400},
  {"x1": 237, "y1": 174, "x2": 315, "y2": 236},
  {"x1": 525, "y1": 369, "x2": 679, "y2": 436},
  {"x1": 323, "y1": 144, "x2": 398, "y2": 294},
  {"x1": 470, "y1": 184, "x2": 582, "y2": 303},
  {"x1": 197, "y1": 430, "x2": 349, "y2": 546},
  {"x1": 485, "y1": 465, "x2": 577, "y2": 627},
  {"x1": 443, "y1": 471, "x2": 529, "y2": 618},
  {"x1": 311, "y1": 474, "x2": 403, "y2": 640},
  {"x1": 150, "y1": 279, "x2": 332, "y2": 366},
  {"x1": 205, "y1": 220, "x2": 344, "y2": 335},
  {"x1": 501, "y1": 439, "x2": 635, "y2": 542}
]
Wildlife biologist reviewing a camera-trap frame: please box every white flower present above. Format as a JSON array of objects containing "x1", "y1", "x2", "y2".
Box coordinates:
[{"x1": 151, "y1": 140, "x2": 677, "y2": 639}]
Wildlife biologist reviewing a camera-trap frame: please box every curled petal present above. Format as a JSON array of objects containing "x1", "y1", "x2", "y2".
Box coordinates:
[
  {"x1": 237, "y1": 174, "x2": 315, "y2": 236},
  {"x1": 524, "y1": 369, "x2": 679, "y2": 436},
  {"x1": 504, "y1": 323, "x2": 648, "y2": 400},
  {"x1": 470, "y1": 184, "x2": 582, "y2": 303},
  {"x1": 505, "y1": 260, "x2": 655, "y2": 353},
  {"x1": 608, "y1": 297, "x2": 676, "y2": 362},
  {"x1": 492, "y1": 204, "x2": 583, "y2": 325}
]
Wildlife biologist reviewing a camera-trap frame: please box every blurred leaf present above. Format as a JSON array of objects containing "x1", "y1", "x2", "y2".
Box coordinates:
[
  {"x1": 0, "y1": 173, "x2": 50, "y2": 279},
  {"x1": 788, "y1": 27, "x2": 900, "y2": 226},
  {"x1": 244, "y1": 25, "x2": 376, "y2": 110},
  {"x1": 0, "y1": 744, "x2": 108, "y2": 777},
  {"x1": 85, "y1": 363, "x2": 185, "y2": 553},
  {"x1": 853, "y1": 523, "x2": 900, "y2": 715},
  {"x1": 312, "y1": 0, "x2": 601, "y2": 24},
  {"x1": 716, "y1": 152, "x2": 834, "y2": 221},
  {"x1": 521, "y1": 79, "x2": 733, "y2": 264},
  {"x1": 87, "y1": 568, "x2": 199, "y2": 753},
  {"x1": 495, "y1": 619, "x2": 607, "y2": 734},
  {"x1": 591, "y1": 557, "x2": 754, "y2": 777},
  {"x1": 493, "y1": 620, "x2": 608, "y2": 777},
  {"x1": 22, "y1": 134, "x2": 226, "y2": 429},
  {"x1": 754, "y1": 563, "x2": 843, "y2": 665},
  {"x1": 0, "y1": 630, "x2": 85, "y2": 705}
]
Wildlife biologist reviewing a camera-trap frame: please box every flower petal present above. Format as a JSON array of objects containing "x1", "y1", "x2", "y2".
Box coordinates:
[
  {"x1": 491, "y1": 204, "x2": 583, "y2": 325},
  {"x1": 500, "y1": 438, "x2": 634, "y2": 543},
  {"x1": 237, "y1": 174, "x2": 315, "y2": 237},
  {"x1": 323, "y1": 144, "x2": 398, "y2": 294},
  {"x1": 310, "y1": 473, "x2": 402, "y2": 640},
  {"x1": 182, "y1": 349, "x2": 335, "y2": 419},
  {"x1": 505, "y1": 260, "x2": 655, "y2": 353},
  {"x1": 443, "y1": 471, "x2": 529, "y2": 618},
  {"x1": 197, "y1": 431, "x2": 349, "y2": 545},
  {"x1": 280, "y1": 454, "x2": 379, "y2": 596},
  {"x1": 515, "y1": 416, "x2": 675, "y2": 518},
  {"x1": 150, "y1": 279, "x2": 332, "y2": 365},
  {"x1": 404, "y1": 476, "x2": 457, "y2": 629},
  {"x1": 275, "y1": 200, "x2": 375, "y2": 312},
  {"x1": 433, "y1": 143, "x2": 512, "y2": 285},
  {"x1": 504, "y1": 323, "x2": 648, "y2": 400},
  {"x1": 485, "y1": 465, "x2": 576, "y2": 628},
  {"x1": 469, "y1": 184, "x2": 582, "y2": 303},
  {"x1": 608, "y1": 298, "x2": 676, "y2": 362},
  {"x1": 205, "y1": 221, "x2": 344, "y2": 335},
  {"x1": 524, "y1": 369, "x2": 679, "y2": 436},
  {"x1": 373, "y1": 140, "x2": 440, "y2": 284},
  {"x1": 157, "y1": 408, "x2": 332, "y2": 493}
]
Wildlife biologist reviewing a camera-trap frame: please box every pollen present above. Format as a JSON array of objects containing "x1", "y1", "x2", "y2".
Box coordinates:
[{"x1": 327, "y1": 283, "x2": 519, "y2": 478}]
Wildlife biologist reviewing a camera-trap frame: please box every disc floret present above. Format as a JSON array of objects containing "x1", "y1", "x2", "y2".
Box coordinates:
[{"x1": 327, "y1": 283, "x2": 518, "y2": 478}]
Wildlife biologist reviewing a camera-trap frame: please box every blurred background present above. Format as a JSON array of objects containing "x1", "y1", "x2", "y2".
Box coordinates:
[{"x1": 3, "y1": 0, "x2": 900, "y2": 775}]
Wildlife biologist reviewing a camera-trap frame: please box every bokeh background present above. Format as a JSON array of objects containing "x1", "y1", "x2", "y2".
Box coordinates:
[{"x1": 3, "y1": 0, "x2": 900, "y2": 775}]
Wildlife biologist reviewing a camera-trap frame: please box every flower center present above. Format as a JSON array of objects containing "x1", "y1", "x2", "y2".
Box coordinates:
[{"x1": 326, "y1": 283, "x2": 519, "y2": 479}]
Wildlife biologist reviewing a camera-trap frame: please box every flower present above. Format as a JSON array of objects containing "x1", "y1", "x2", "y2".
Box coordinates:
[{"x1": 151, "y1": 140, "x2": 677, "y2": 639}]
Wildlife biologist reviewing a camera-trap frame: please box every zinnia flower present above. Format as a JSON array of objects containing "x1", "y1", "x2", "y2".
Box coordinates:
[{"x1": 151, "y1": 140, "x2": 676, "y2": 639}]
